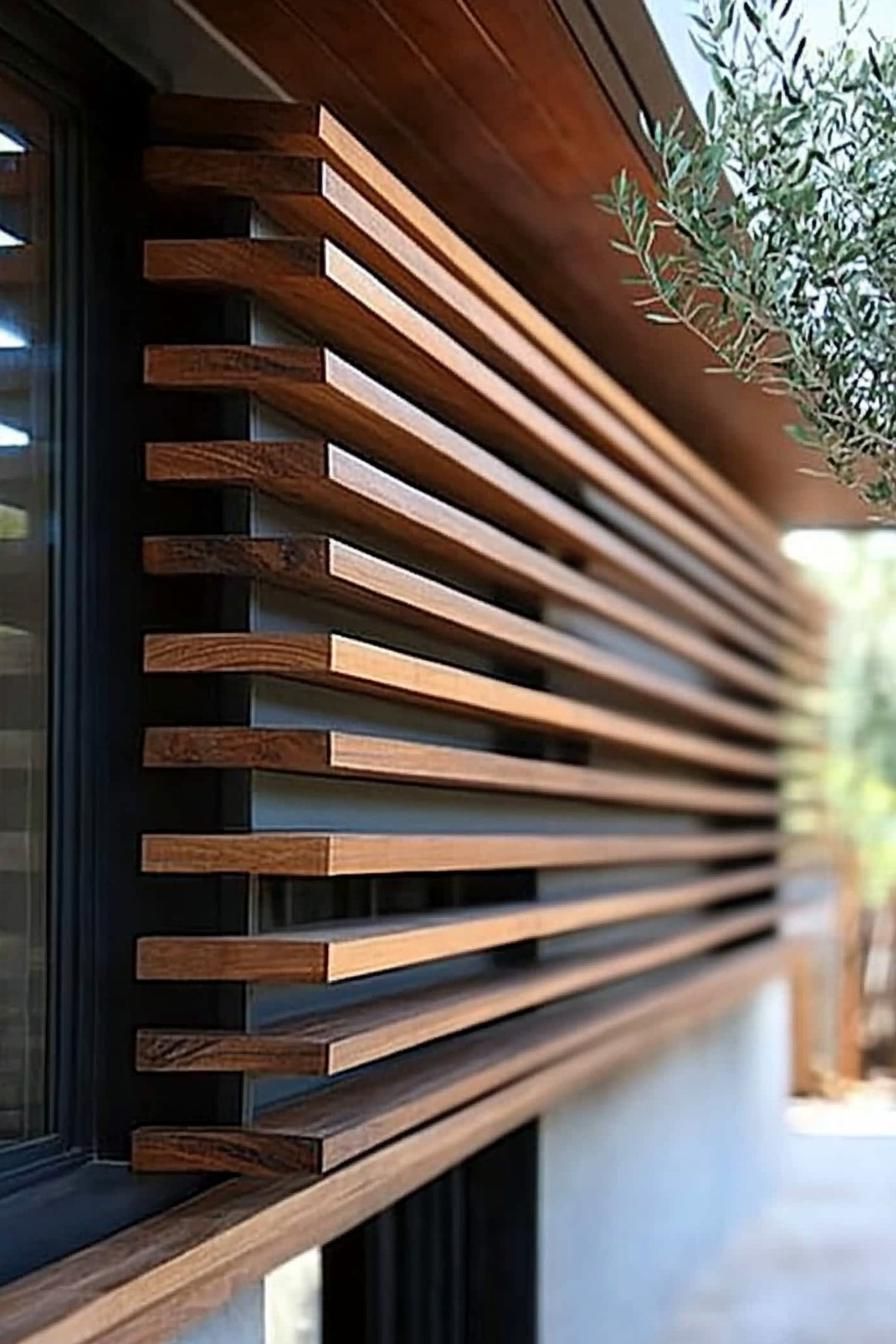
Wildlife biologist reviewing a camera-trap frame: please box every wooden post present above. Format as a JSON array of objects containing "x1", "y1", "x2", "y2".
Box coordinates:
[
  {"x1": 837, "y1": 844, "x2": 863, "y2": 1083},
  {"x1": 790, "y1": 941, "x2": 815, "y2": 1097}
]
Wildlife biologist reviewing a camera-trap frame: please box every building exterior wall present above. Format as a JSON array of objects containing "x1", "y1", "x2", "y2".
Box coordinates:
[
  {"x1": 174, "y1": 1251, "x2": 321, "y2": 1344},
  {"x1": 46, "y1": 0, "x2": 279, "y2": 95},
  {"x1": 538, "y1": 979, "x2": 790, "y2": 1344},
  {"x1": 173, "y1": 1287, "x2": 264, "y2": 1344},
  {"x1": 15, "y1": 7, "x2": 794, "y2": 1342},
  {"x1": 174, "y1": 983, "x2": 790, "y2": 1344}
]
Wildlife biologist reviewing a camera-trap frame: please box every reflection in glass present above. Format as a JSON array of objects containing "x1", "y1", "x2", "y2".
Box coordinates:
[
  {"x1": 265, "y1": 1249, "x2": 322, "y2": 1344},
  {"x1": 0, "y1": 75, "x2": 51, "y2": 1143}
]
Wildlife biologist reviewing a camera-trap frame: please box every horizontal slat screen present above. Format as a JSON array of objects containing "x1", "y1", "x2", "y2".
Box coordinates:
[
  {"x1": 133, "y1": 95, "x2": 827, "y2": 1179},
  {"x1": 133, "y1": 941, "x2": 786, "y2": 1177}
]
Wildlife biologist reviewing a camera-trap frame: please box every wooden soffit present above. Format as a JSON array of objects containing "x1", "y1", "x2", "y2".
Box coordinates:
[{"x1": 181, "y1": 0, "x2": 866, "y2": 527}]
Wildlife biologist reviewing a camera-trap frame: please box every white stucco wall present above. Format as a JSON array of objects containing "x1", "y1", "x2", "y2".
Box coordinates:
[
  {"x1": 172, "y1": 1249, "x2": 321, "y2": 1344},
  {"x1": 171, "y1": 1287, "x2": 264, "y2": 1344},
  {"x1": 538, "y1": 978, "x2": 790, "y2": 1344},
  {"x1": 172, "y1": 982, "x2": 790, "y2": 1344}
]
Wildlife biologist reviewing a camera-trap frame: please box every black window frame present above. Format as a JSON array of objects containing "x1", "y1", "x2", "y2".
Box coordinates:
[
  {"x1": 0, "y1": 1, "x2": 251, "y2": 1285},
  {"x1": 0, "y1": 0, "x2": 145, "y2": 1197},
  {"x1": 0, "y1": 6, "x2": 544, "y2": 1315}
]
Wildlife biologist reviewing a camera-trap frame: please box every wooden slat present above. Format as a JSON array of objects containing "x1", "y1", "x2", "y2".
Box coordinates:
[
  {"x1": 143, "y1": 727, "x2": 779, "y2": 815},
  {"x1": 143, "y1": 234, "x2": 801, "y2": 649},
  {"x1": 144, "y1": 348, "x2": 798, "y2": 692},
  {"x1": 0, "y1": 153, "x2": 28, "y2": 198},
  {"x1": 145, "y1": 436, "x2": 787, "y2": 668},
  {"x1": 144, "y1": 377, "x2": 625, "y2": 571},
  {"x1": 0, "y1": 942, "x2": 789, "y2": 1344},
  {"x1": 137, "y1": 861, "x2": 782, "y2": 983},
  {"x1": 145, "y1": 100, "x2": 822, "y2": 618},
  {"x1": 136, "y1": 905, "x2": 777, "y2": 1075},
  {"x1": 132, "y1": 940, "x2": 787, "y2": 1176},
  {"x1": 141, "y1": 525, "x2": 784, "y2": 724},
  {"x1": 783, "y1": 648, "x2": 828, "y2": 687},
  {"x1": 141, "y1": 825, "x2": 779, "y2": 879},
  {"x1": 143, "y1": 163, "x2": 791, "y2": 584},
  {"x1": 141, "y1": 446, "x2": 789, "y2": 709},
  {"x1": 145, "y1": 106, "x2": 808, "y2": 602},
  {"x1": 143, "y1": 306, "x2": 790, "y2": 636},
  {"x1": 142, "y1": 630, "x2": 779, "y2": 778}
]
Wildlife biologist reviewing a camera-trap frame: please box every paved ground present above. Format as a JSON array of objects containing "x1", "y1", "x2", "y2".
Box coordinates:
[{"x1": 664, "y1": 1094, "x2": 896, "y2": 1344}]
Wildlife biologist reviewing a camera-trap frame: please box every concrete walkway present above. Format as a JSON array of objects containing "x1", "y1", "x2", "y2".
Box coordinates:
[{"x1": 664, "y1": 1098, "x2": 896, "y2": 1344}]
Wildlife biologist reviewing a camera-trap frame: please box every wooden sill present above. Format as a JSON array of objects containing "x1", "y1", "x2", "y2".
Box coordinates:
[{"x1": 0, "y1": 940, "x2": 791, "y2": 1344}]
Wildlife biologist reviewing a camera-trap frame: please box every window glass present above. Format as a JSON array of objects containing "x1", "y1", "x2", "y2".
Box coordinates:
[
  {"x1": 0, "y1": 71, "x2": 52, "y2": 1144},
  {"x1": 265, "y1": 1249, "x2": 322, "y2": 1344}
]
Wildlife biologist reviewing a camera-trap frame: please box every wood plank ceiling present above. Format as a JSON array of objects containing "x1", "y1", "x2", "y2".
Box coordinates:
[{"x1": 181, "y1": 0, "x2": 865, "y2": 526}]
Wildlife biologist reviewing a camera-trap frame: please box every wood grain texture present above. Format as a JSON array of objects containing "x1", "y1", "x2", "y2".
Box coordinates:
[
  {"x1": 143, "y1": 435, "x2": 789, "y2": 704},
  {"x1": 143, "y1": 8, "x2": 857, "y2": 535},
  {"x1": 143, "y1": 177, "x2": 794, "y2": 595},
  {"x1": 141, "y1": 826, "x2": 780, "y2": 878},
  {"x1": 0, "y1": 942, "x2": 789, "y2": 1344},
  {"x1": 143, "y1": 147, "x2": 320, "y2": 197},
  {"x1": 135, "y1": 905, "x2": 778, "y2": 1074},
  {"x1": 143, "y1": 234, "x2": 802, "y2": 648},
  {"x1": 143, "y1": 726, "x2": 779, "y2": 815},
  {"x1": 140, "y1": 97, "x2": 819, "y2": 597},
  {"x1": 145, "y1": 97, "x2": 810, "y2": 599},
  {"x1": 141, "y1": 524, "x2": 784, "y2": 725},
  {"x1": 143, "y1": 312, "x2": 787, "y2": 631},
  {"x1": 142, "y1": 630, "x2": 779, "y2": 778},
  {"x1": 132, "y1": 938, "x2": 787, "y2": 1175},
  {"x1": 145, "y1": 433, "x2": 790, "y2": 666},
  {"x1": 136, "y1": 860, "x2": 782, "y2": 982}
]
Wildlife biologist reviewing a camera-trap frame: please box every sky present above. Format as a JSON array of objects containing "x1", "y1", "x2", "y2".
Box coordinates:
[
  {"x1": 645, "y1": 0, "x2": 896, "y2": 128},
  {"x1": 804, "y1": 0, "x2": 896, "y2": 45},
  {"x1": 783, "y1": 529, "x2": 896, "y2": 574}
]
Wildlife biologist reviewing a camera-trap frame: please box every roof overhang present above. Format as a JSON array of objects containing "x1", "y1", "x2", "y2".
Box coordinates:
[{"x1": 179, "y1": 0, "x2": 866, "y2": 527}]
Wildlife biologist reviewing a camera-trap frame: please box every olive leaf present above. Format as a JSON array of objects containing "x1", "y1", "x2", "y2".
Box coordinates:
[{"x1": 603, "y1": 0, "x2": 896, "y2": 512}]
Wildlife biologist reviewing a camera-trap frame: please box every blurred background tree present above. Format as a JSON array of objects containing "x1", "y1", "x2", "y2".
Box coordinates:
[{"x1": 785, "y1": 530, "x2": 896, "y2": 905}]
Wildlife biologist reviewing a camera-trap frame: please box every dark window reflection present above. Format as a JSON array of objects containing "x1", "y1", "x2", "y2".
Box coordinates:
[{"x1": 0, "y1": 75, "x2": 51, "y2": 1143}]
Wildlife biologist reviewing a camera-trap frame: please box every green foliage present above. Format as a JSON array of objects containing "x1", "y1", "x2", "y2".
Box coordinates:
[
  {"x1": 600, "y1": 0, "x2": 896, "y2": 511},
  {"x1": 788, "y1": 530, "x2": 896, "y2": 905}
]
